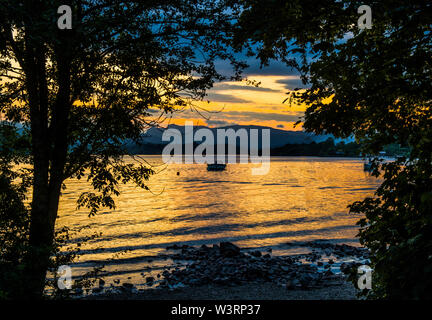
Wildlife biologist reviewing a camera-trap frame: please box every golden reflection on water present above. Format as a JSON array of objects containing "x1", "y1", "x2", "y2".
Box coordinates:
[{"x1": 56, "y1": 156, "x2": 380, "y2": 269}]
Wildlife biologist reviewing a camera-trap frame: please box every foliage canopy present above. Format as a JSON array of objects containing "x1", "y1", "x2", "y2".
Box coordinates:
[
  {"x1": 236, "y1": 0, "x2": 432, "y2": 299},
  {"x1": 0, "y1": 0, "x2": 243, "y2": 297}
]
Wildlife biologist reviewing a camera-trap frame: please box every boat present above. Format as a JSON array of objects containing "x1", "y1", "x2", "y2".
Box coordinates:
[{"x1": 207, "y1": 163, "x2": 226, "y2": 171}]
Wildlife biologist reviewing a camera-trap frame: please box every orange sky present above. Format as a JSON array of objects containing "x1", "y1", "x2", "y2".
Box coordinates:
[
  {"x1": 157, "y1": 75, "x2": 307, "y2": 131},
  {"x1": 2, "y1": 58, "x2": 307, "y2": 131}
]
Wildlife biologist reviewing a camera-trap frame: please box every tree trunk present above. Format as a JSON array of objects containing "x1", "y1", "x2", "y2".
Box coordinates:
[
  {"x1": 21, "y1": 7, "x2": 71, "y2": 297},
  {"x1": 22, "y1": 25, "x2": 53, "y2": 298},
  {"x1": 23, "y1": 57, "x2": 71, "y2": 299},
  {"x1": 4, "y1": 0, "x2": 72, "y2": 299}
]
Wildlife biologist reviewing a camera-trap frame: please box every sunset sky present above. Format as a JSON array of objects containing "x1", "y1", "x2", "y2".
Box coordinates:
[
  {"x1": 3, "y1": 56, "x2": 310, "y2": 131},
  {"x1": 159, "y1": 58, "x2": 310, "y2": 131}
]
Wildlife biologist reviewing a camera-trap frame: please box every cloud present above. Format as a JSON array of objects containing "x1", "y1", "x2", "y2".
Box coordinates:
[
  {"x1": 204, "y1": 93, "x2": 252, "y2": 103},
  {"x1": 275, "y1": 77, "x2": 310, "y2": 90},
  {"x1": 214, "y1": 56, "x2": 300, "y2": 77},
  {"x1": 147, "y1": 108, "x2": 163, "y2": 114},
  {"x1": 276, "y1": 124, "x2": 285, "y2": 128},
  {"x1": 206, "y1": 119, "x2": 238, "y2": 127},
  {"x1": 211, "y1": 83, "x2": 279, "y2": 92},
  {"x1": 222, "y1": 110, "x2": 304, "y2": 123},
  {"x1": 244, "y1": 59, "x2": 300, "y2": 76},
  {"x1": 170, "y1": 108, "x2": 304, "y2": 126}
]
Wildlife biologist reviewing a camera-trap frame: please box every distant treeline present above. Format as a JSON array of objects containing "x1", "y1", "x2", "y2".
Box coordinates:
[
  {"x1": 271, "y1": 139, "x2": 410, "y2": 157},
  {"x1": 125, "y1": 137, "x2": 410, "y2": 157},
  {"x1": 125, "y1": 138, "x2": 361, "y2": 157},
  {"x1": 271, "y1": 138, "x2": 361, "y2": 157}
]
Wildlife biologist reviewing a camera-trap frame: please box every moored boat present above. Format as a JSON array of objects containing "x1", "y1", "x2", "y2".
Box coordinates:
[{"x1": 207, "y1": 163, "x2": 226, "y2": 171}]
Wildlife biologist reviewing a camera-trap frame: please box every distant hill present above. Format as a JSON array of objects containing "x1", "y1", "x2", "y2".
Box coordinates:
[
  {"x1": 124, "y1": 124, "x2": 355, "y2": 155},
  {"x1": 138, "y1": 124, "x2": 352, "y2": 146}
]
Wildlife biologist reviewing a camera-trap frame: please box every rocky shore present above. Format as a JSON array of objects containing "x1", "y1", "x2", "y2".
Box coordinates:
[
  {"x1": 80, "y1": 240, "x2": 369, "y2": 300},
  {"x1": 158, "y1": 241, "x2": 367, "y2": 290}
]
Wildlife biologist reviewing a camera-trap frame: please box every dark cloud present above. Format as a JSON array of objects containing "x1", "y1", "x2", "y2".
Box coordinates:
[
  {"x1": 244, "y1": 59, "x2": 300, "y2": 76},
  {"x1": 211, "y1": 83, "x2": 279, "y2": 92},
  {"x1": 275, "y1": 78, "x2": 310, "y2": 90},
  {"x1": 215, "y1": 57, "x2": 300, "y2": 77},
  {"x1": 147, "y1": 108, "x2": 162, "y2": 114},
  {"x1": 206, "y1": 119, "x2": 238, "y2": 127},
  {"x1": 204, "y1": 93, "x2": 252, "y2": 103},
  {"x1": 222, "y1": 110, "x2": 304, "y2": 123},
  {"x1": 276, "y1": 124, "x2": 285, "y2": 128}
]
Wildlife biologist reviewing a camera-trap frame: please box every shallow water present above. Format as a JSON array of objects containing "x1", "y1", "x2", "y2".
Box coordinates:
[{"x1": 56, "y1": 156, "x2": 379, "y2": 285}]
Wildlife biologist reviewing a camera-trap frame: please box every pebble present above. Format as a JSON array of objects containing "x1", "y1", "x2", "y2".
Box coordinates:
[
  {"x1": 156, "y1": 241, "x2": 352, "y2": 291},
  {"x1": 100, "y1": 241, "x2": 368, "y2": 293}
]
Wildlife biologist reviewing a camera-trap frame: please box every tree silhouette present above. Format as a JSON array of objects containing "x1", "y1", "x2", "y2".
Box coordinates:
[
  {"x1": 236, "y1": 0, "x2": 432, "y2": 298},
  {"x1": 0, "y1": 0, "x2": 243, "y2": 298}
]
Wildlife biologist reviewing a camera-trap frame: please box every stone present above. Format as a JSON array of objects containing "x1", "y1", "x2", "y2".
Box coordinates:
[
  {"x1": 286, "y1": 279, "x2": 300, "y2": 290},
  {"x1": 250, "y1": 250, "x2": 262, "y2": 257},
  {"x1": 122, "y1": 282, "x2": 134, "y2": 290},
  {"x1": 200, "y1": 244, "x2": 210, "y2": 251},
  {"x1": 166, "y1": 244, "x2": 181, "y2": 250},
  {"x1": 219, "y1": 242, "x2": 241, "y2": 257}
]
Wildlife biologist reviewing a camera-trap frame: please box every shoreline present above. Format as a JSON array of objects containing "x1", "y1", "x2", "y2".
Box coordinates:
[
  {"x1": 68, "y1": 240, "x2": 368, "y2": 300},
  {"x1": 88, "y1": 282, "x2": 359, "y2": 300}
]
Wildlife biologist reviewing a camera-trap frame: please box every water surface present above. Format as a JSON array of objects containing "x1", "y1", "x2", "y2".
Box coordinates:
[{"x1": 56, "y1": 156, "x2": 379, "y2": 284}]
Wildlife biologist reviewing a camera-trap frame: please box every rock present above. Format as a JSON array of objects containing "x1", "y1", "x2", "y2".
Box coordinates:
[
  {"x1": 281, "y1": 266, "x2": 290, "y2": 272},
  {"x1": 340, "y1": 262, "x2": 358, "y2": 274},
  {"x1": 166, "y1": 244, "x2": 181, "y2": 250},
  {"x1": 250, "y1": 250, "x2": 262, "y2": 258},
  {"x1": 324, "y1": 269, "x2": 333, "y2": 277},
  {"x1": 219, "y1": 242, "x2": 241, "y2": 257},
  {"x1": 214, "y1": 276, "x2": 231, "y2": 285},
  {"x1": 122, "y1": 282, "x2": 134, "y2": 290},
  {"x1": 200, "y1": 244, "x2": 210, "y2": 251},
  {"x1": 299, "y1": 274, "x2": 313, "y2": 287},
  {"x1": 146, "y1": 276, "x2": 155, "y2": 284},
  {"x1": 169, "y1": 282, "x2": 186, "y2": 290},
  {"x1": 157, "y1": 242, "x2": 362, "y2": 291},
  {"x1": 340, "y1": 262, "x2": 361, "y2": 274},
  {"x1": 286, "y1": 279, "x2": 300, "y2": 290}
]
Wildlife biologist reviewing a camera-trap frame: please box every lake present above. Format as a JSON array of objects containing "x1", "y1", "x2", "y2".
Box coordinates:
[{"x1": 56, "y1": 156, "x2": 380, "y2": 286}]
